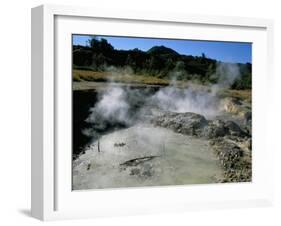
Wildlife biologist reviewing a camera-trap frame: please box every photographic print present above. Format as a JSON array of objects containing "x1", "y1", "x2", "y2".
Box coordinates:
[{"x1": 72, "y1": 35, "x2": 252, "y2": 190}]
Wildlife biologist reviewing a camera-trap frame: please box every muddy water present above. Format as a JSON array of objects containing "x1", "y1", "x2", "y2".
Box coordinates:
[{"x1": 72, "y1": 124, "x2": 224, "y2": 190}]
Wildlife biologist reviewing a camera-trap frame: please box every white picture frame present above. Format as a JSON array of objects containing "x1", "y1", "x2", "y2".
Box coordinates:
[{"x1": 31, "y1": 4, "x2": 274, "y2": 221}]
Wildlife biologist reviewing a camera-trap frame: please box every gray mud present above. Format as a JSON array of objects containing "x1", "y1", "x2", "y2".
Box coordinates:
[{"x1": 73, "y1": 124, "x2": 224, "y2": 190}]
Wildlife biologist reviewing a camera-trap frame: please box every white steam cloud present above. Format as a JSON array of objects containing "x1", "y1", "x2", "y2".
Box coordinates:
[
  {"x1": 86, "y1": 62, "x2": 241, "y2": 127},
  {"x1": 151, "y1": 86, "x2": 219, "y2": 117},
  {"x1": 93, "y1": 87, "x2": 129, "y2": 123}
]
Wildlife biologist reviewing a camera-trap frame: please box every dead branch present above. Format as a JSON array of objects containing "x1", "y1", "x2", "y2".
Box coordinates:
[{"x1": 120, "y1": 155, "x2": 160, "y2": 167}]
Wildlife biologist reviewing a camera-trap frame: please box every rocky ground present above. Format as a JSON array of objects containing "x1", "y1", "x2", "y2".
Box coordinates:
[{"x1": 151, "y1": 97, "x2": 252, "y2": 183}]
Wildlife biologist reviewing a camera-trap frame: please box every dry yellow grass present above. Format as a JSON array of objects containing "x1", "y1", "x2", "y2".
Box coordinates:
[
  {"x1": 73, "y1": 70, "x2": 252, "y2": 102},
  {"x1": 73, "y1": 69, "x2": 169, "y2": 86},
  {"x1": 219, "y1": 89, "x2": 252, "y2": 102}
]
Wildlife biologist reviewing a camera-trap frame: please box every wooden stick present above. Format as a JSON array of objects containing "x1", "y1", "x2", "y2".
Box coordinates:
[{"x1": 98, "y1": 139, "x2": 100, "y2": 153}]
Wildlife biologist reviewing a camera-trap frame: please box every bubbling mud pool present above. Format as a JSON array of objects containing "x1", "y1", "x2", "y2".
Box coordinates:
[{"x1": 72, "y1": 124, "x2": 224, "y2": 190}]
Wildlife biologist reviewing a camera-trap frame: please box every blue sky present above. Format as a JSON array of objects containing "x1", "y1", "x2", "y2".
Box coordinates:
[{"x1": 73, "y1": 35, "x2": 252, "y2": 64}]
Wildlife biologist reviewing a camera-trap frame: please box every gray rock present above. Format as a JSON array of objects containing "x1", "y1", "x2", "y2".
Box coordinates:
[
  {"x1": 151, "y1": 112, "x2": 208, "y2": 136},
  {"x1": 152, "y1": 111, "x2": 248, "y2": 139},
  {"x1": 204, "y1": 120, "x2": 227, "y2": 138},
  {"x1": 244, "y1": 119, "x2": 252, "y2": 136},
  {"x1": 243, "y1": 111, "x2": 252, "y2": 122},
  {"x1": 225, "y1": 120, "x2": 245, "y2": 137},
  {"x1": 205, "y1": 120, "x2": 246, "y2": 138}
]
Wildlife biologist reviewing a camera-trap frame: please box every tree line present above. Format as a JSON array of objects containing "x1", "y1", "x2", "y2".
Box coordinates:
[{"x1": 73, "y1": 38, "x2": 251, "y2": 89}]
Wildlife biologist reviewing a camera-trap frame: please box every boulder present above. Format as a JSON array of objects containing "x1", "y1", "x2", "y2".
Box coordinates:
[
  {"x1": 151, "y1": 112, "x2": 208, "y2": 136},
  {"x1": 204, "y1": 120, "x2": 227, "y2": 138},
  {"x1": 204, "y1": 120, "x2": 246, "y2": 138},
  {"x1": 243, "y1": 111, "x2": 252, "y2": 122},
  {"x1": 152, "y1": 111, "x2": 247, "y2": 139},
  {"x1": 244, "y1": 119, "x2": 252, "y2": 136},
  {"x1": 224, "y1": 120, "x2": 245, "y2": 137}
]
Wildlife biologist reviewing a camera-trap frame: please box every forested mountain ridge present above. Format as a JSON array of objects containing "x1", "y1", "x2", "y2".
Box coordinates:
[{"x1": 73, "y1": 38, "x2": 251, "y2": 89}]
